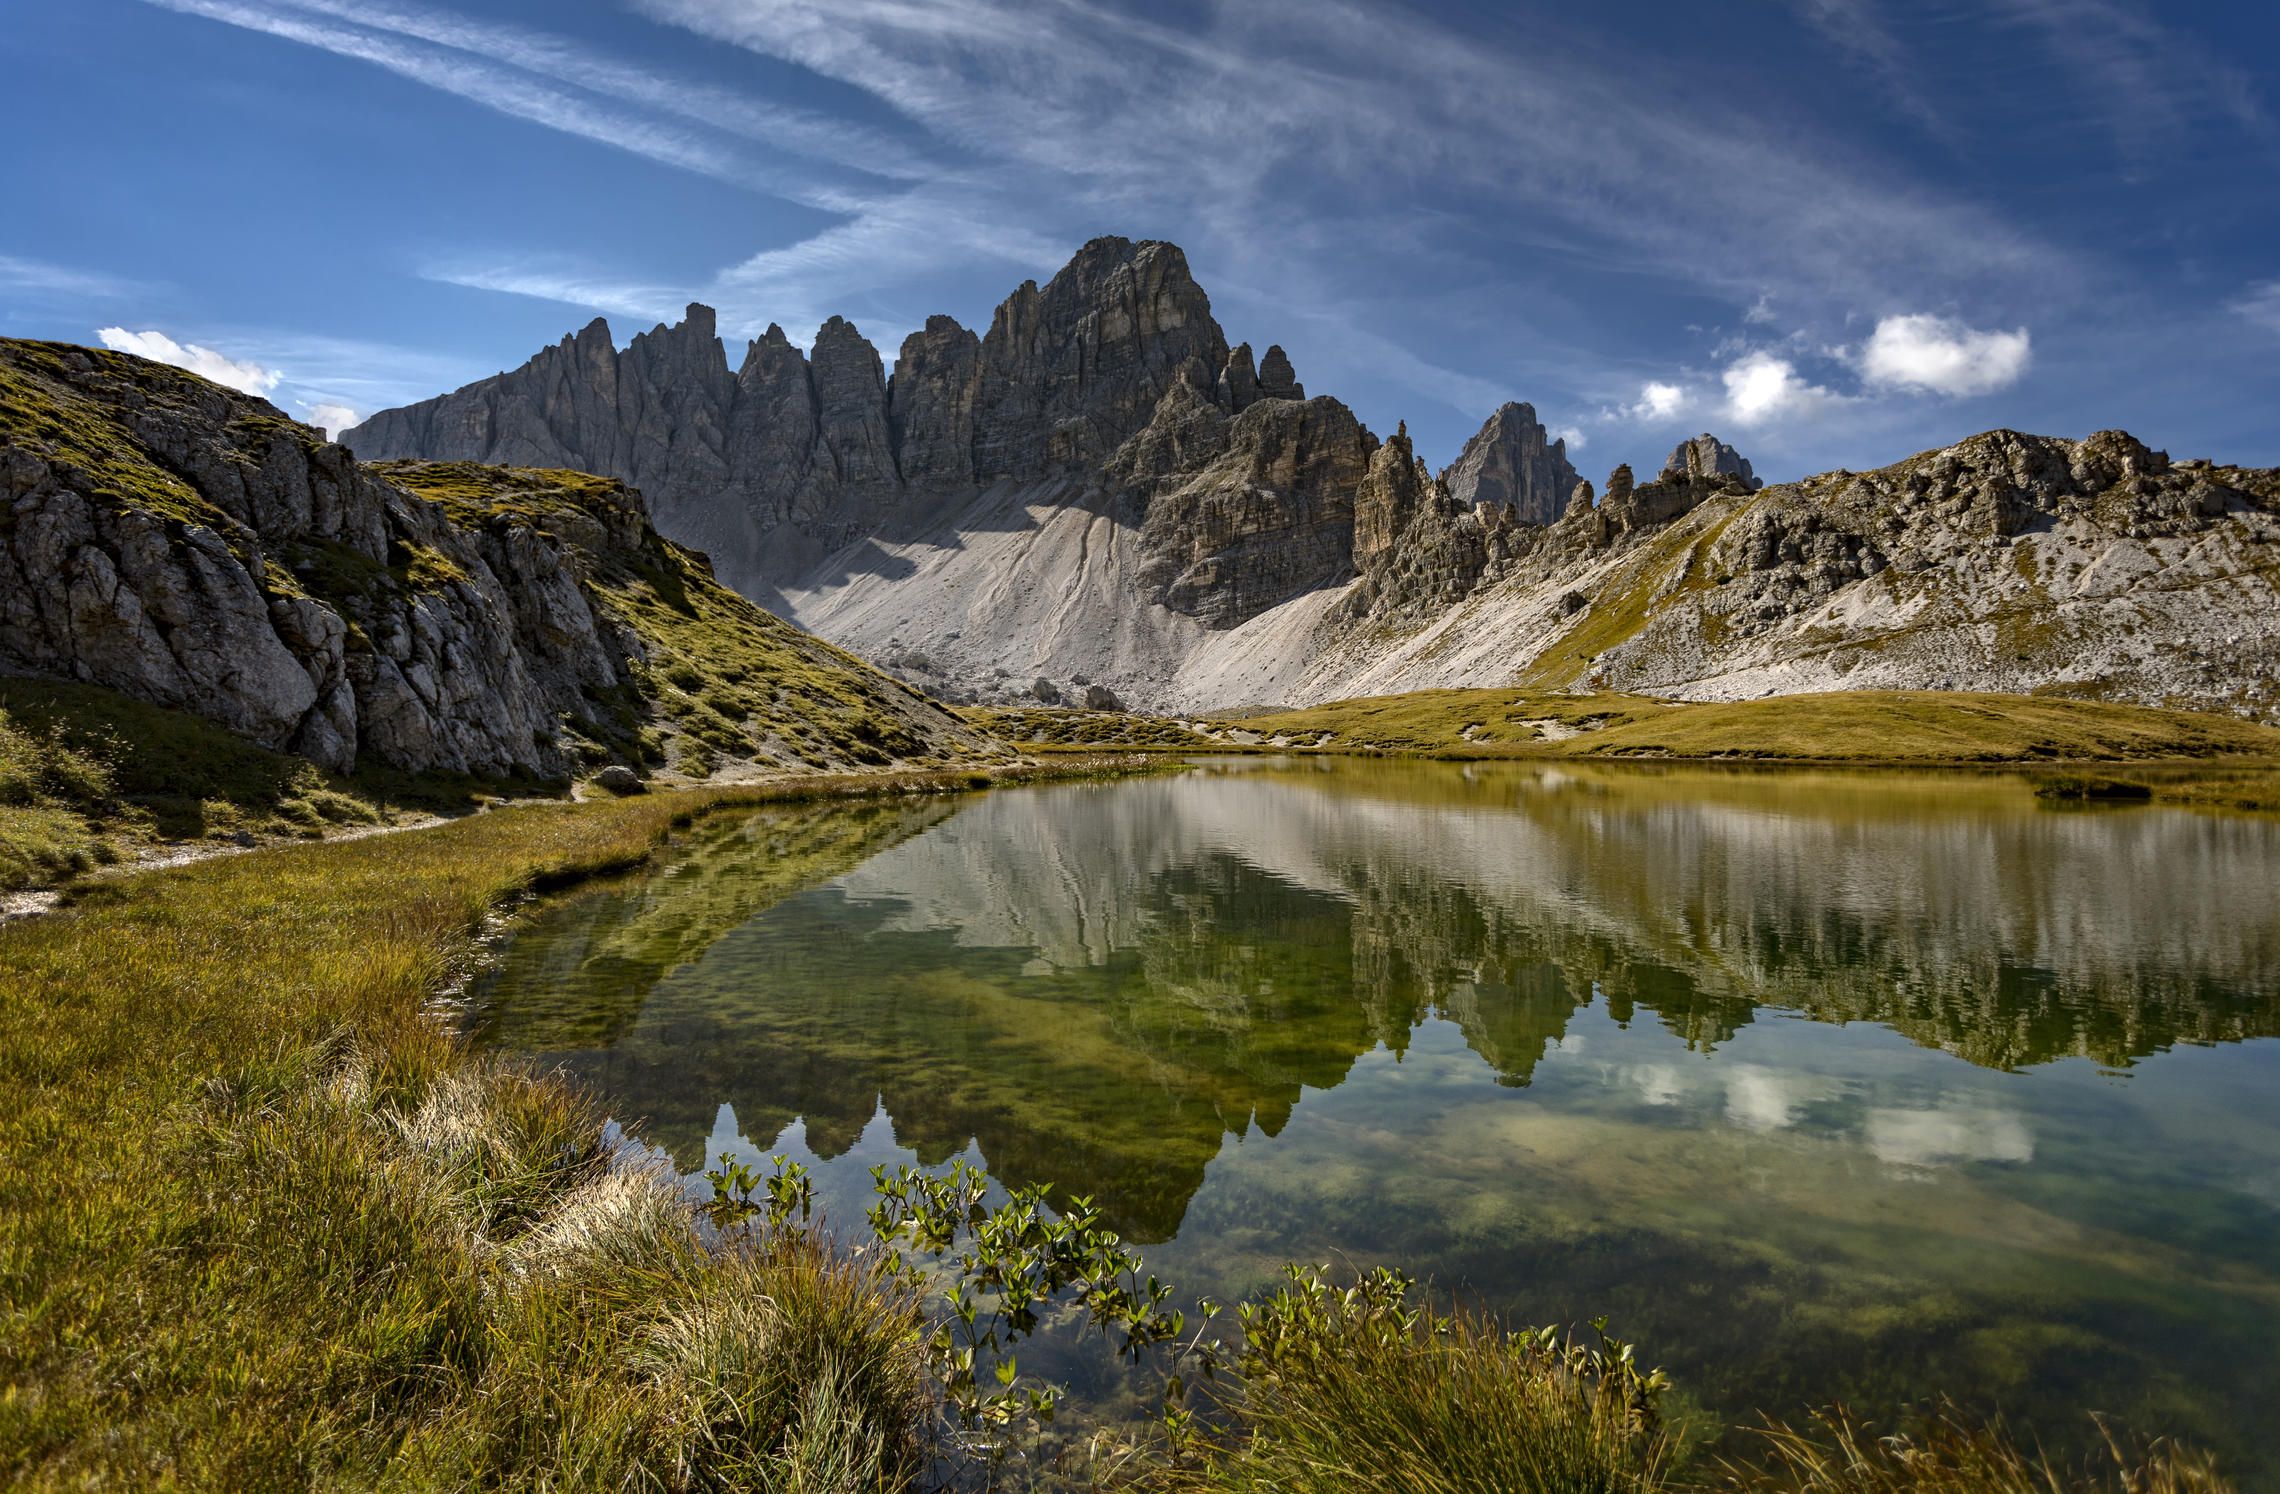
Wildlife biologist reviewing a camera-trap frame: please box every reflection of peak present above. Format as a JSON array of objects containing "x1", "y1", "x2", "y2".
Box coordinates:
[{"x1": 479, "y1": 765, "x2": 2280, "y2": 1237}]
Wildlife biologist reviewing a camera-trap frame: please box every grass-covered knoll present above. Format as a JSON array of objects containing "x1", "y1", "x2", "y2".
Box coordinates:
[
  {"x1": 378, "y1": 460, "x2": 1003, "y2": 779},
  {"x1": 1209, "y1": 688, "x2": 2280, "y2": 765},
  {"x1": 0, "y1": 677, "x2": 521, "y2": 894},
  {"x1": 0, "y1": 765, "x2": 1117, "y2": 1488},
  {"x1": 0, "y1": 340, "x2": 288, "y2": 535},
  {"x1": 958, "y1": 704, "x2": 1227, "y2": 751}
]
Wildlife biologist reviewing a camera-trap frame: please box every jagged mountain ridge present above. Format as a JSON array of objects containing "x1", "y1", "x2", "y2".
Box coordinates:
[
  {"x1": 0, "y1": 339, "x2": 997, "y2": 779},
  {"x1": 349, "y1": 238, "x2": 2280, "y2": 721}
]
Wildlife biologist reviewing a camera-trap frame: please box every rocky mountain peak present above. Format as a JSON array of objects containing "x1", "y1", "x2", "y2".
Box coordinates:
[
  {"x1": 1443, "y1": 400, "x2": 1581, "y2": 525},
  {"x1": 1661, "y1": 432, "x2": 1759, "y2": 491},
  {"x1": 1217, "y1": 343, "x2": 1261, "y2": 411},
  {"x1": 1257, "y1": 345, "x2": 1305, "y2": 402}
]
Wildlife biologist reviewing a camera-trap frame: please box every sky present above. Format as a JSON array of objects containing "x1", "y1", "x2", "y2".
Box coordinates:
[{"x1": 2, "y1": 0, "x2": 2275, "y2": 482}]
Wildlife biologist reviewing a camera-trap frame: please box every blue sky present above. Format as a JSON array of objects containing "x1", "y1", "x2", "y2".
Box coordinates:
[{"x1": 3, "y1": 0, "x2": 2275, "y2": 482}]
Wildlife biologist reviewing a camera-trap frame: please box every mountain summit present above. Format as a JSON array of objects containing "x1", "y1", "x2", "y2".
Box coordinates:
[{"x1": 348, "y1": 240, "x2": 2280, "y2": 723}]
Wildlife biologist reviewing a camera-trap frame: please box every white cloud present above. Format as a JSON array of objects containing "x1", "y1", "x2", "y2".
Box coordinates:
[
  {"x1": 1553, "y1": 425, "x2": 1587, "y2": 452},
  {"x1": 1743, "y1": 293, "x2": 1778, "y2": 326},
  {"x1": 1865, "y1": 1107, "x2": 2034, "y2": 1168},
  {"x1": 1860, "y1": 313, "x2": 2032, "y2": 396},
  {"x1": 2231, "y1": 281, "x2": 2280, "y2": 336},
  {"x1": 1632, "y1": 381, "x2": 1687, "y2": 421},
  {"x1": 1721, "y1": 350, "x2": 1841, "y2": 425},
  {"x1": 1723, "y1": 1065, "x2": 1823, "y2": 1133},
  {"x1": 96, "y1": 328, "x2": 281, "y2": 396},
  {"x1": 304, "y1": 402, "x2": 360, "y2": 438}
]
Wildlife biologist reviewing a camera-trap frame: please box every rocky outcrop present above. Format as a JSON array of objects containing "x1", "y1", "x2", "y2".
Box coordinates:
[
  {"x1": 1114, "y1": 373, "x2": 1376, "y2": 627},
  {"x1": 1349, "y1": 424, "x2": 1500, "y2": 614},
  {"x1": 1443, "y1": 402, "x2": 1580, "y2": 525},
  {"x1": 0, "y1": 339, "x2": 993, "y2": 778},
  {"x1": 1661, "y1": 433, "x2": 1759, "y2": 491},
  {"x1": 1256, "y1": 345, "x2": 1304, "y2": 403}
]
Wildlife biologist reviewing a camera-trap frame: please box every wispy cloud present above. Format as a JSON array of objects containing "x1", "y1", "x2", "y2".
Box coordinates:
[
  {"x1": 1784, "y1": 0, "x2": 1955, "y2": 140},
  {"x1": 423, "y1": 261, "x2": 694, "y2": 329},
  {"x1": 2230, "y1": 281, "x2": 2280, "y2": 337},
  {"x1": 1981, "y1": 0, "x2": 2273, "y2": 173},
  {"x1": 1, "y1": 254, "x2": 149, "y2": 301},
  {"x1": 637, "y1": 0, "x2": 2064, "y2": 310},
  {"x1": 97, "y1": 327, "x2": 281, "y2": 395},
  {"x1": 252, "y1": 0, "x2": 930, "y2": 186},
  {"x1": 138, "y1": 0, "x2": 873, "y2": 207}
]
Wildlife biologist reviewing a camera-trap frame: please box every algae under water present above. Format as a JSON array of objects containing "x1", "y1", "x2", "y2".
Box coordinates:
[{"x1": 470, "y1": 760, "x2": 2280, "y2": 1476}]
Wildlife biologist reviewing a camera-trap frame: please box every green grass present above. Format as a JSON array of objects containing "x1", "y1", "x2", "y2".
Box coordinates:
[
  {"x1": 1158, "y1": 1267, "x2": 1670, "y2": 1494},
  {"x1": 0, "y1": 699, "x2": 120, "y2": 890},
  {"x1": 1205, "y1": 688, "x2": 2280, "y2": 767},
  {"x1": 0, "y1": 762, "x2": 1138, "y2": 1488},
  {"x1": 958, "y1": 705, "x2": 1227, "y2": 751},
  {"x1": 0, "y1": 677, "x2": 536, "y2": 893},
  {"x1": 378, "y1": 461, "x2": 999, "y2": 776}
]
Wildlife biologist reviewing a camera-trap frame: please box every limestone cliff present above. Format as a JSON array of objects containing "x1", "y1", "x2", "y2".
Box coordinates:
[
  {"x1": 0, "y1": 340, "x2": 997, "y2": 779},
  {"x1": 1442, "y1": 402, "x2": 1580, "y2": 525},
  {"x1": 345, "y1": 239, "x2": 2278, "y2": 723}
]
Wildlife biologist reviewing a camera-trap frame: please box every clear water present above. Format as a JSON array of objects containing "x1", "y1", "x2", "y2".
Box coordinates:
[{"x1": 470, "y1": 760, "x2": 2280, "y2": 1475}]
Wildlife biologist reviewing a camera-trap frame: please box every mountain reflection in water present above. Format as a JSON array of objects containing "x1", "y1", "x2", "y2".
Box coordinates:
[{"x1": 471, "y1": 760, "x2": 2280, "y2": 1473}]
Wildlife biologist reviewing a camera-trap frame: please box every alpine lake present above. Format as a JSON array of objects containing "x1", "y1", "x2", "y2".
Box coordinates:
[{"x1": 468, "y1": 758, "x2": 2280, "y2": 1478}]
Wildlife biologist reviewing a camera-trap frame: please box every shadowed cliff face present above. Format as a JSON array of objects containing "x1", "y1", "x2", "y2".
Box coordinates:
[
  {"x1": 473, "y1": 760, "x2": 2280, "y2": 1243},
  {"x1": 0, "y1": 340, "x2": 996, "y2": 777}
]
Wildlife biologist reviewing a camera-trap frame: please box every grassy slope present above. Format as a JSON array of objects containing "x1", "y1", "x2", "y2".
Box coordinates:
[
  {"x1": 1210, "y1": 687, "x2": 2280, "y2": 766},
  {"x1": 0, "y1": 678, "x2": 540, "y2": 893},
  {"x1": 378, "y1": 461, "x2": 998, "y2": 780},
  {"x1": 0, "y1": 350, "x2": 1006, "y2": 890},
  {"x1": 1, "y1": 766, "x2": 1115, "y2": 1488}
]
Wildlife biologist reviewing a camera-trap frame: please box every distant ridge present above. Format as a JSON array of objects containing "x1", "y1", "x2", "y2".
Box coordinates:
[{"x1": 349, "y1": 239, "x2": 2280, "y2": 725}]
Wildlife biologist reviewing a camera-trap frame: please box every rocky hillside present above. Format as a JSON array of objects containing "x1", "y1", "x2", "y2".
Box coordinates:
[
  {"x1": 0, "y1": 339, "x2": 999, "y2": 783},
  {"x1": 349, "y1": 238, "x2": 2280, "y2": 722}
]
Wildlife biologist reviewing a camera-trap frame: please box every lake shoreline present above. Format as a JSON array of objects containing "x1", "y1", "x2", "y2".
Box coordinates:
[{"x1": 1, "y1": 754, "x2": 2256, "y2": 1489}]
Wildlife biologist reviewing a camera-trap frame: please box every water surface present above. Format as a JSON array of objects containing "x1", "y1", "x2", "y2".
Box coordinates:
[{"x1": 472, "y1": 761, "x2": 2280, "y2": 1474}]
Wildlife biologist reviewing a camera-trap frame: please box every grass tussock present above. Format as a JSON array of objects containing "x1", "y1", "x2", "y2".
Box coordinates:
[
  {"x1": 1155, "y1": 1266, "x2": 1668, "y2": 1494},
  {"x1": 0, "y1": 762, "x2": 1126, "y2": 1489},
  {"x1": 1716, "y1": 1405, "x2": 2229, "y2": 1493}
]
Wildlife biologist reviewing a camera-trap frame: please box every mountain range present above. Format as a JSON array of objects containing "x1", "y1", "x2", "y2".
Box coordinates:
[{"x1": 205, "y1": 236, "x2": 2280, "y2": 726}]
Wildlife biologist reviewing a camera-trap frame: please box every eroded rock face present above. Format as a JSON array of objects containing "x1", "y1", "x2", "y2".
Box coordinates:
[
  {"x1": 0, "y1": 340, "x2": 983, "y2": 778},
  {"x1": 1115, "y1": 374, "x2": 1376, "y2": 626},
  {"x1": 1348, "y1": 424, "x2": 1495, "y2": 614},
  {"x1": 1661, "y1": 433, "x2": 1759, "y2": 492},
  {"x1": 1443, "y1": 402, "x2": 1580, "y2": 525}
]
